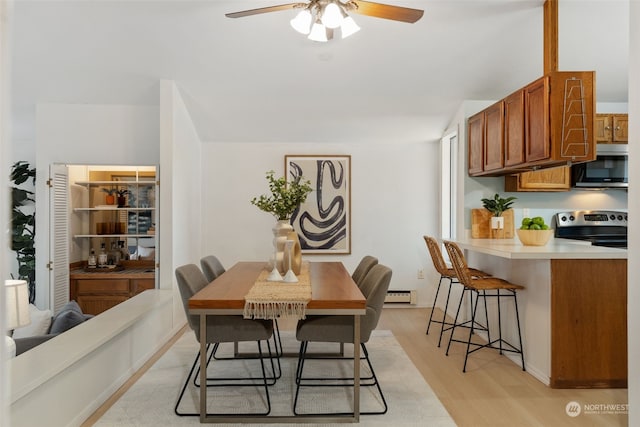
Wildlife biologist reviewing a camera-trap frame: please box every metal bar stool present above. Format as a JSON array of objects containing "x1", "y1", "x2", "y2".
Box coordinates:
[
  {"x1": 423, "y1": 236, "x2": 490, "y2": 347},
  {"x1": 443, "y1": 240, "x2": 526, "y2": 372}
]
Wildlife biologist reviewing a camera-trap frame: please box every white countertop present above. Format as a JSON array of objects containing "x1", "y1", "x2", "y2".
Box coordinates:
[{"x1": 451, "y1": 236, "x2": 627, "y2": 260}]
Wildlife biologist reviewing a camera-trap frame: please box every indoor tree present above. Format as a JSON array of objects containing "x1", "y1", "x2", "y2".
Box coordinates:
[{"x1": 11, "y1": 161, "x2": 36, "y2": 303}]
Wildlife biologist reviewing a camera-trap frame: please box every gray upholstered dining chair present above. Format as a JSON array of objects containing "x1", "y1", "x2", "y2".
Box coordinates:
[
  {"x1": 174, "y1": 263, "x2": 277, "y2": 417},
  {"x1": 351, "y1": 255, "x2": 378, "y2": 288},
  {"x1": 293, "y1": 263, "x2": 392, "y2": 416},
  {"x1": 200, "y1": 255, "x2": 226, "y2": 282},
  {"x1": 200, "y1": 255, "x2": 283, "y2": 360}
]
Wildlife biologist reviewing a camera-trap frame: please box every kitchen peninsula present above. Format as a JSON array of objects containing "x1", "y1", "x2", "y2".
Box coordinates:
[{"x1": 451, "y1": 236, "x2": 627, "y2": 388}]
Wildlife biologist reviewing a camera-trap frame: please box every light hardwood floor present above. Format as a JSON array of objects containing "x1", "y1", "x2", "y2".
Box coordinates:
[
  {"x1": 379, "y1": 307, "x2": 628, "y2": 427},
  {"x1": 83, "y1": 307, "x2": 628, "y2": 426}
]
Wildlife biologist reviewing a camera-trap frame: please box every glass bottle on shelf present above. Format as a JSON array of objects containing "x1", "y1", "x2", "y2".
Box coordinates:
[
  {"x1": 88, "y1": 248, "x2": 97, "y2": 269},
  {"x1": 110, "y1": 241, "x2": 121, "y2": 265},
  {"x1": 119, "y1": 240, "x2": 130, "y2": 261},
  {"x1": 98, "y1": 243, "x2": 108, "y2": 267}
]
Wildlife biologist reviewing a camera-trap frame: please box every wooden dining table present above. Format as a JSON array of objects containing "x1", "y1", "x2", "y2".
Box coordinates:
[{"x1": 188, "y1": 261, "x2": 367, "y2": 424}]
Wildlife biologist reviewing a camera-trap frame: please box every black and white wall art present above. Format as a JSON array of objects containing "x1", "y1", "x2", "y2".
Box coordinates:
[{"x1": 285, "y1": 155, "x2": 351, "y2": 254}]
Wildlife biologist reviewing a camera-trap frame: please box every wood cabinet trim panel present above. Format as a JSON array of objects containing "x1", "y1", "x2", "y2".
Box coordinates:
[
  {"x1": 76, "y1": 279, "x2": 130, "y2": 294},
  {"x1": 550, "y1": 259, "x2": 627, "y2": 388},
  {"x1": 468, "y1": 112, "x2": 485, "y2": 175},
  {"x1": 504, "y1": 90, "x2": 525, "y2": 167},
  {"x1": 483, "y1": 101, "x2": 505, "y2": 171}
]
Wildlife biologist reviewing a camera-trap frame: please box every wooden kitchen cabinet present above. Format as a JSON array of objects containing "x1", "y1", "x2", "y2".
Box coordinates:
[
  {"x1": 468, "y1": 71, "x2": 596, "y2": 177},
  {"x1": 467, "y1": 111, "x2": 485, "y2": 175},
  {"x1": 483, "y1": 101, "x2": 505, "y2": 172},
  {"x1": 70, "y1": 264, "x2": 155, "y2": 315},
  {"x1": 74, "y1": 278, "x2": 130, "y2": 315},
  {"x1": 504, "y1": 89, "x2": 525, "y2": 167},
  {"x1": 504, "y1": 165, "x2": 571, "y2": 192},
  {"x1": 466, "y1": 101, "x2": 505, "y2": 175},
  {"x1": 131, "y1": 279, "x2": 155, "y2": 296},
  {"x1": 524, "y1": 76, "x2": 550, "y2": 162},
  {"x1": 595, "y1": 113, "x2": 628, "y2": 143},
  {"x1": 551, "y1": 259, "x2": 627, "y2": 388}
]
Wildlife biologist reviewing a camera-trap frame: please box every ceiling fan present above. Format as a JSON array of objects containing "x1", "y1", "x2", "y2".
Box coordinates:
[{"x1": 226, "y1": 0, "x2": 424, "y2": 42}]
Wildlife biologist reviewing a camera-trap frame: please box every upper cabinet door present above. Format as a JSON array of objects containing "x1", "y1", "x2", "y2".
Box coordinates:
[
  {"x1": 612, "y1": 114, "x2": 628, "y2": 143},
  {"x1": 483, "y1": 101, "x2": 505, "y2": 172},
  {"x1": 467, "y1": 111, "x2": 485, "y2": 175},
  {"x1": 524, "y1": 76, "x2": 550, "y2": 163},
  {"x1": 594, "y1": 113, "x2": 628, "y2": 144},
  {"x1": 504, "y1": 90, "x2": 525, "y2": 167},
  {"x1": 595, "y1": 114, "x2": 612, "y2": 143}
]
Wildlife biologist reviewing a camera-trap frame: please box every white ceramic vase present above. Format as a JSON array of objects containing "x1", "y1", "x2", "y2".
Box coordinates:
[
  {"x1": 272, "y1": 220, "x2": 301, "y2": 274},
  {"x1": 490, "y1": 216, "x2": 504, "y2": 230}
]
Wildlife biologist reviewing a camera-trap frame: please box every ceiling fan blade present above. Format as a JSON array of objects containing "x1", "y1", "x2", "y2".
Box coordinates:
[
  {"x1": 351, "y1": 0, "x2": 424, "y2": 23},
  {"x1": 225, "y1": 3, "x2": 302, "y2": 19}
]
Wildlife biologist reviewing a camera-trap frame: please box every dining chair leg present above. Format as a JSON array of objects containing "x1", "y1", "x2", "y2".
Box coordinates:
[{"x1": 293, "y1": 341, "x2": 387, "y2": 416}]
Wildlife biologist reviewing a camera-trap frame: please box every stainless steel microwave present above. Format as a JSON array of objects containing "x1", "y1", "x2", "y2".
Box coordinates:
[{"x1": 572, "y1": 144, "x2": 629, "y2": 189}]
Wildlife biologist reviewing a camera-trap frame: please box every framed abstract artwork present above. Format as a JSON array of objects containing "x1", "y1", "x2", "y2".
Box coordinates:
[{"x1": 285, "y1": 155, "x2": 351, "y2": 254}]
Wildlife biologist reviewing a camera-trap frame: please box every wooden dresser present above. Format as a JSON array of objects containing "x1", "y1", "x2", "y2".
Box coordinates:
[{"x1": 69, "y1": 260, "x2": 156, "y2": 315}]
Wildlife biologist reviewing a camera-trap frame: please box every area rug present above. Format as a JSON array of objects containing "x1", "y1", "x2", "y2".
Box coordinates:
[{"x1": 95, "y1": 329, "x2": 456, "y2": 426}]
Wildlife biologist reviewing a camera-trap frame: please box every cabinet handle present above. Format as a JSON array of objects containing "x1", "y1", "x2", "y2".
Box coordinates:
[
  {"x1": 615, "y1": 126, "x2": 621, "y2": 131},
  {"x1": 605, "y1": 126, "x2": 611, "y2": 130}
]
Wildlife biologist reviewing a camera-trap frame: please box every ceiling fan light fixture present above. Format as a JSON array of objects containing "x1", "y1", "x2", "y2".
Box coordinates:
[
  {"x1": 290, "y1": 9, "x2": 312, "y2": 34},
  {"x1": 340, "y1": 16, "x2": 360, "y2": 39},
  {"x1": 321, "y1": 2, "x2": 343, "y2": 29},
  {"x1": 308, "y1": 19, "x2": 328, "y2": 42}
]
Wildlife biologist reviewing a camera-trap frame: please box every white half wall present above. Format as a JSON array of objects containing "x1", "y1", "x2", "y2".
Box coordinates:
[{"x1": 200, "y1": 141, "x2": 440, "y2": 307}]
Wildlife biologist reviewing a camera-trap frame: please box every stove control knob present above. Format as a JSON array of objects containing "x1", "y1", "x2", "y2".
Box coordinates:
[
  {"x1": 560, "y1": 215, "x2": 567, "y2": 222},
  {"x1": 617, "y1": 215, "x2": 623, "y2": 221},
  {"x1": 625, "y1": 215, "x2": 628, "y2": 221},
  {"x1": 610, "y1": 214, "x2": 616, "y2": 220},
  {"x1": 569, "y1": 215, "x2": 575, "y2": 222}
]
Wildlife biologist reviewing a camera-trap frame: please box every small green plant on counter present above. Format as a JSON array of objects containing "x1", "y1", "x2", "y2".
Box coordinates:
[{"x1": 481, "y1": 193, "x2": 517, "y2": 217}]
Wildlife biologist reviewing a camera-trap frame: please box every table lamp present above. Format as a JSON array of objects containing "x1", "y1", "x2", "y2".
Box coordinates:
[{"x1": 5, "y1": 279, "x2": 31, "y2": 358}]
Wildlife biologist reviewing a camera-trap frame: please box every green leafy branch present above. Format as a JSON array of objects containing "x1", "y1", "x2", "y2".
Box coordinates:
[
  {"x1": 251, "y1": 170, "x2": 312, "y2": 221},
  {"x1": 11, "y1": 161, "x2": 36, "y2": 303}
]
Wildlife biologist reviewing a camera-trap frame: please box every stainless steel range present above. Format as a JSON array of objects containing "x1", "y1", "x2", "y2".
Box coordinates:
[{"x1": 553, "y1": 210, "x2": 628, "y2": 249}]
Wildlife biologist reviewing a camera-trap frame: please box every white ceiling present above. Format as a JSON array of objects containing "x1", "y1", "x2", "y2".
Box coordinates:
[{"x1": 9, "y1": 0, "x2": 629, "y2": 144}]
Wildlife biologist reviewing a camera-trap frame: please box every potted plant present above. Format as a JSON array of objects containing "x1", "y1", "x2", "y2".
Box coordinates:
[
  {"x1": 11, "y1": 161, "x2": 36, "y2": 303},
  {"x1": 101, "y1": 187, "x2": 117, "y2": 205},
  {"x1": 251, "y1": 170, "x2": 312, "y2": 276},
  {"x1": 481, "y1": 193, "x2": 517, "y2": 230},
  {"x1": 115, "y1": 188, "x2": 131, "y2": 208}
]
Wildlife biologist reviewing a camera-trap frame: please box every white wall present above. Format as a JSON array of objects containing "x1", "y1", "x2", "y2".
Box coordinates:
[
  {"x1": 34, "y1": 103, "x2": 159, "y2": 310},
  {"x1": 627, "y1": 1, "x2": 638, "y2": 423},
  {"x1": 159, "y1": 80, "x2": 202, "y2": 285},
  {"x1": 200, "y1": 141, "x2": 440, "y2": 307},
  {"x1": 1, "y1": 1, "x2": 12, "y2": 425}
]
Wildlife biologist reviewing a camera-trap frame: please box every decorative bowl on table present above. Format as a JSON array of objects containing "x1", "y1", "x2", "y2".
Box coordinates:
[{"x1": 516, "y1": 229, "x2": 554, "y2": 246}]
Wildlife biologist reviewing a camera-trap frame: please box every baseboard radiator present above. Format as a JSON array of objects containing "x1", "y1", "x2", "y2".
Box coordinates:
[{"x1": 384, "y1": 289, "x2": 417, "y2": 305}]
